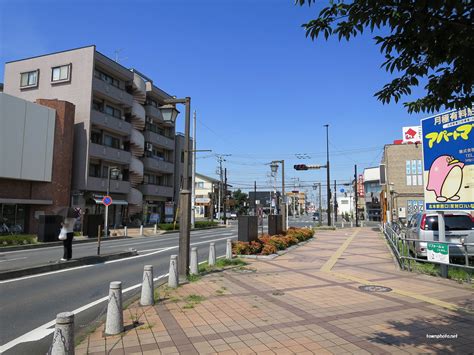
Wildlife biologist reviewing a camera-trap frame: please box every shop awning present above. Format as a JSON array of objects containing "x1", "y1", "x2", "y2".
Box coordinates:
[{"x1": 93, "y1": 199, "x2": 128, "y2": 205}]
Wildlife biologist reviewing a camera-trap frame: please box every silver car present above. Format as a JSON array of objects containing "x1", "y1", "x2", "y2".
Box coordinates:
[{"x1": 405, "y1": 212, "x2": 474, "y2": 258}]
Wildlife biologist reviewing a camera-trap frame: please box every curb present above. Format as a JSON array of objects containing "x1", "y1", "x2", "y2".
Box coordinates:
[
  {"x1": 0, "y1": 250, "x2": 138, "y2": 281},
  {"x1": 0, "y1": 236, "x2": 132, "y2": 252}
]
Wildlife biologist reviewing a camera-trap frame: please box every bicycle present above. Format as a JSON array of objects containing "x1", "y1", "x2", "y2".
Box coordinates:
[{"x1": 0, "y1": 223, "x2": 10, "y2": 234}]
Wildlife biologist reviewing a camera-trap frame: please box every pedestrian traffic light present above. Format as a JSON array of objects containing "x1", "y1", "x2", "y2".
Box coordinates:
[{"x1": 294, "y1": 164, "x2": 308, "y2": 170}]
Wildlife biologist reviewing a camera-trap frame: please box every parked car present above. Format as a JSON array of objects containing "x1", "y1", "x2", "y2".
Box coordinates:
[
  {"x1": 312, "y1": 212, "x2": 320, "y2": 222},
  {"x1": 405, "y1": 212, "x2": 474, "y2": 258}
]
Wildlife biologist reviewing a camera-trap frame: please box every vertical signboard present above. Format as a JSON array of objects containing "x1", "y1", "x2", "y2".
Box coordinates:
[
  {"x1": 357, "y1": 174, "x2": 364, "y2": 197},
  {"x1": 421, "y1": 107, "x2": 474, "y2": 210}
]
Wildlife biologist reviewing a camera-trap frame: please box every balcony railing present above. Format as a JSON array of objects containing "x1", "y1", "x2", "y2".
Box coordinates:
[
  {"x1": 93, "y1": 77, "x2": 133, "y2": 107},
  {"x1": 143, "y1": 130, "x2": 174, "y2": 151},
  {"x1": 140, "y1": 184, "x2": 174, "y2": 198},
  {"x1": 142, "y1": 157, "x2": 174, "y2": 174},
  {"x1": 89, "y1": 142, "x2": 132, "y2": 165},
  {"x1": 90, "y1": 109, "x2": 131, "y2": 136},
  {"x1": 86, "y1": 176, "x2": 130, "y2": 194}
]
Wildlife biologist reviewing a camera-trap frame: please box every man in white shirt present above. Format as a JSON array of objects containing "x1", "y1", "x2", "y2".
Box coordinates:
[{"x1": 61, "y1": 217, "x2": 76, "y2": 261}]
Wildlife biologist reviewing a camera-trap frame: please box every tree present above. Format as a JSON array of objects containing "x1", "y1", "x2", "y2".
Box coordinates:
[
  {"x1": 232, "y1": 189, "x2": 249, "y2": 215},
  {"x1": 297, "y1": 0, "x2": 473, "y2": 113}
]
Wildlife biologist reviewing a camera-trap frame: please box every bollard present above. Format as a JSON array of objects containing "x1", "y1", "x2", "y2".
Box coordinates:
[
  {"x1": 350, "y1": 221, "x2": 353, "y2": 228},
  {"x1": 209, "y1": 242, "x2": 216, "y2": 266},
  {"x1": 140, "y1": 225, "x2": 144, "y2": 236},
  {"x1": 124, "y1": 226, "x2": 128, "y2": 237},
  {"x1": 190, "y1": 247, "x2": 199, "y2": 275},
  {"x1": 154, "y1": 224, "x2": 157, "y2": 234},
  {"x1": 168, "y1": 255, "x2": 178, "y2": 288},
  {"x1": 105, "y1": 281, "x2": 124, "y2": 335},
  {"x1": 341, "y1": 221, "x2": 344, "y2": 228},
  {"x1": 361, "y1": 221, "x2": 364, "y2": 227},
  {"x1": 50, "y1": 312, "x2": 74, "y2": 355},
  {"x1": 140, "y1": 265, "x2": 154, "y2": 306},
  {"x1": 226, "y1": 239, "x2": 232, "y2": 260}
]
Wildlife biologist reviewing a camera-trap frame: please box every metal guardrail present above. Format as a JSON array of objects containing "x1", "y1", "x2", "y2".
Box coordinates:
[{"x1": 380, "y1": 223, "x2": 474, "y2": 279}]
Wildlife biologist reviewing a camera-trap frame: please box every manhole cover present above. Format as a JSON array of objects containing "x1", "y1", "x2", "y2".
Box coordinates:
[
  {"x1": 359, "y1": 285, "x2": 392, "y2": 293},
  {"x1": 272, "y1": 291, "x2": 285, "y2": 296}
]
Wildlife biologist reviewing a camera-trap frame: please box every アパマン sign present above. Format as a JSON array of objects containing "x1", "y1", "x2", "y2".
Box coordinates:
[
  {"x1": 421, "y1": 107, "x2": 474, "y2": 211},
  {"x1": 402, "y1": 126, "x2": 422, "y2": 144}
]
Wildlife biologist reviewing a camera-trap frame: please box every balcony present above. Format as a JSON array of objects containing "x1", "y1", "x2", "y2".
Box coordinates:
[
  {"x1": 144, "y1": 130, "x2": 174, "y2": 151},
  {"x1": 140, "y1": 184, "x2": 174, "y2": 198},
  {"x1": 89, "y1": 142, "x2": 131, "y2": 165},
  {"x1": 144, "y1": 104, "x2": 164, "y2": 122},
  {"x1": 86, "y1": 176, "x2": 130, "y2": 194},
  {"x1": 93, "y1": 77, "x2": 133, "y2": 108},
  {"x1": 143, "y1": 157, "x2": 174, "y2": 174},
  {"x1": 90, "y1": 109, "x2": 131, "y2": 137}
]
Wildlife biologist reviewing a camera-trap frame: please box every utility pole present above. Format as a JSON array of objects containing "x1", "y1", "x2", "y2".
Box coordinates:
[
  {"x1": 334, "y1": 180, "x2": 337, "y2": 223},
  {"x1": 355, "y1": 164, "x2": 359, "y2": 227},
  {"x1": 223, "y1": 168, "x2": 227, "y2": 225},
  {"x1": 324, "y1": 124, "x2": 331, "y2": 227},
  {"x1": 253, "y1": 181, "x2": 257, "y2": 215},
  {"x1": 191, "y1": 110, "x2": 196, "y2": 228}
]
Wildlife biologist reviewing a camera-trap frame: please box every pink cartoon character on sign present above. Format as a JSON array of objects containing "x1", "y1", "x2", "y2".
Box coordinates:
[{"x1": 426, "y1": 155, "x2": 465, "y2": 202}]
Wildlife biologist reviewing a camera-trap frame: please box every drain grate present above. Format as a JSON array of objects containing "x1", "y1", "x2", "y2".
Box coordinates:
[{"x1": 359, "y1": 285, "x2": 392, "y2": 293}]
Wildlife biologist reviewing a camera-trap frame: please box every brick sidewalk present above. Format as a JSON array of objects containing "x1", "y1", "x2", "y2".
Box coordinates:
[{"x1": 76, "y1": 227, "x2": 474, "y2": 354}]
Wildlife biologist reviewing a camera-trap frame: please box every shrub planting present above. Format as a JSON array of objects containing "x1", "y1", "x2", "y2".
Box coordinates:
[
  {"x1": 232, "y1": 227, "x2": 314, "y2": 256},
  {"x1": 0, "y1": 234, "x2": 37, "y2": 246}
]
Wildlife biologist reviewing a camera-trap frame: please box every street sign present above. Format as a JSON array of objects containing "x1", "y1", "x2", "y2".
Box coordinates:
[
  {"x1": 427, "y1": 242, "x2": 449, "y2": 264},
  {"x1": 402, "y1": 126, "x2": 422, "y2": 144},
  {"x1": 102, "y1": 195, "x2": 113, "y2": 206},
  {"x1": 421, "y1": 107, "x2": 474, "y2": 211},
  {"x1": 340, "y1": 188, "x2": 345, "y2": 193}
]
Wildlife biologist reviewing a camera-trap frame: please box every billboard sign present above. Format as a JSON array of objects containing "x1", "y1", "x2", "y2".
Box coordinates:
[
  {"x1": 421, "y1": 107, "x2": 474, "y2": 211},
  {"x1": 402, "y1": 126, "x2": 422, "y2": 144},
  {"x1": 358, "y1": 174, "x2": 364, "y2": 197}
]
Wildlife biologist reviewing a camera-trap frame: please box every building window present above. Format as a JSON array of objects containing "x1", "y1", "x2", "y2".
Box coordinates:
[
  {"x1": 20, "y1": 70, "x2": 39, "y2": 88},
  {"x1": 89, "y1": 162, "x2": 101, "y2": 177},
  {"x1": 103, "y1": 135, "x2": 121, "y2": 149},
  {"x1": 104, "y1": 104, "x2": 122, "y2": 119},
  {"x1": 91, "y1": 131, "x2": 102, "y2": 144},
  {"x1": 51, "y1": 64, "x2": 71, "y2": 82},
  {"x1": 196, "y1": 182, "x2": 204, "y2": 188},
  {"x1": 406, "y1": 160, "x2": 423, "y2": 186},
  {"x1": 94, "y1": 69, "x2": 120, "y2": 88}
]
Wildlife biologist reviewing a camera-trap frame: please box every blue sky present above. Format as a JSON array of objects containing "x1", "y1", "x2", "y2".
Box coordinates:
[{"x1": 0, "y1": 0, "x2": 429, "y2": 199}]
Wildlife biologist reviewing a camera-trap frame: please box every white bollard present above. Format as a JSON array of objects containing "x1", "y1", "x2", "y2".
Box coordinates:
[
  {"x1": 209, "y1": 242, "x2": 216, "y2": 266},
  {"x1": 140, "y1": 225, "x2": 144, "y2": 236},
  {"x1": 154, "y1": 224, "x2": 157, "y2": 234},
  {"x1": 124, "y1": 226, "x2": 128, "y2": 237},
  {"x1": 168, "y1": 255, "x2": 178, "y2": 288},
  {"x1": 140, "y1": 265, "x2": 154, "y2": 306},
  {"x1": 350, "y1": 221, "x2": 353, "y2": 228},
  {"x1": 341, "y1": 221, "x2": 344, "y2": 228},
  {"x1": 190, "y1": 247, "x2": 199, "y2": 275},
  {"x1": 226, "y1": 239, "x2": 232, "y2": 260},
  {"x1": 50, "y1": 312, "x2": 74, "y2": 355},
  {"x1": 105, "y1": 281, "x2": 124, "y2": 335},
  {"x1": 361, "y1": 221, "x2": 364, "y2": 227}
]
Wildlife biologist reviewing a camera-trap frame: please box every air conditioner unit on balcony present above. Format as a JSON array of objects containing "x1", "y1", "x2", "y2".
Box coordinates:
[{"x1": 146, "y1": 142, "x2": 153, "y2": 151}]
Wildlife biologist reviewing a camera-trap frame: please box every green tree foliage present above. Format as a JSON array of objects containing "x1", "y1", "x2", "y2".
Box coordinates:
[
  {"x1": 297, "y1": 0, "x2": 473, "y2": 113},
  {"x1": 232, "y1": 189, "x2": 249, "y2": 214}
]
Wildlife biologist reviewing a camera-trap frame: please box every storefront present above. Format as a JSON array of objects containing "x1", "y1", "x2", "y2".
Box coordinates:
[{"x1": 0, "y1": 203, "x2": 27, "y2": 233}]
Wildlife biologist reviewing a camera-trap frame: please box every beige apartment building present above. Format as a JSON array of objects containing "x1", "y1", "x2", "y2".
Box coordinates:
[
  {"x1": 381, "y1": 143, "x2": 424, "y2": 223},
  {"x1": 3, "y1": 45, "x2": 184, "y2": 226}
]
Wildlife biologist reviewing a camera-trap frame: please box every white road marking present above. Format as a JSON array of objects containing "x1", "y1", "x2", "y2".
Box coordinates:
[
  {"x1": 0, "y1": 253, "x2": 227, "y2": 352},
  {"x1": 0, "y1": 257, "x2": 27, "y2": 263}
]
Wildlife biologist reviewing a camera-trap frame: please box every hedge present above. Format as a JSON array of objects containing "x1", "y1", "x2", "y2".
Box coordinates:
[
  {"x1": 232, "y1": 227, "x2": 314, "y2": 256},
  {"x1": 158, "y1": 221, "x2": 218, "y2": 231},
  {"x1": 0, "y1": 235, "x2": 37, "y2": 246}
]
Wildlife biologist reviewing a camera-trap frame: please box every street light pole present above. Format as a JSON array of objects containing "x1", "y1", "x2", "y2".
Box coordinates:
[
  {"x1": 324, "y1": 124, "x2": 331, "y2": 227},
  {"x1": 162, "y1": 97, "x2": 191, "y2": 281},
  {"x1": 105, "y1": 166, "x2": 119, "y2": 239}
]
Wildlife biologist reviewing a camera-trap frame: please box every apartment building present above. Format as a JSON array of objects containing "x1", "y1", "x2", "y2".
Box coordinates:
[
  {"x1": 194, "y1": 173, "x2": 219, "y2": 219},
  {"x1": 3, "y1": 45, "x2": 181, "y2": 226},
  {"x1": 380, "y1": 143, "x2": 424, "y2": 223}
]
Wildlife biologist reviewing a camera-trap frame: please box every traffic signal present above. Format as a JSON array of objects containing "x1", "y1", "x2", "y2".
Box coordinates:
[{"x1": 294, "y1": 164, "x2": 308, "y2": 170}]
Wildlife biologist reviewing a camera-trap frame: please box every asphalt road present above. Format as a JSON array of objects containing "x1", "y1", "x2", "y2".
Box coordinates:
[{"x1": 0, "y1": 226, "x2": 238, "y2": 354}]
